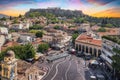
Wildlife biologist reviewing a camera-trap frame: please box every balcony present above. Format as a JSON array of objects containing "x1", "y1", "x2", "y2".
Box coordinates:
[
  {"x1": 105, "y1": 56, "x2": 112, "y2": 64},
  {"x1": 102, "y1": 48, "x2": 114, "y2": 57},
  {"x1": 103, "y1": 43, "x2": 113, "y2": 50},
  {"x1": 101, "y1": 54, "x2": 112, "y2": 64}
]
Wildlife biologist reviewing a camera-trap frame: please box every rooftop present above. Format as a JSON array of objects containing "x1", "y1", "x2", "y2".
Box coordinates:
[
  {"x1": 76, "y1": 33, "x2": 102, "y2": 47},
  {"x1": 17, "y1": 59, "x2": 31, "y2": 74},
  {"x1": 97, "y1": 28, "x2": 120, "y2": 36},
  {"x1": 32, "y1": 38, "x2": 43, "y2": 45},
  {"x1": 1, "y1": 41, "x2": 19, "y2": 51}
]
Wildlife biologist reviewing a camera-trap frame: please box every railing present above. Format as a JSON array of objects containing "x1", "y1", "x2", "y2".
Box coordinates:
[
  {"x1": 101, "y1": 54, "x2": 112, "y2": 64},
  {"x1": 103, "y1": 43, "x2": 113, "y2": 50},
  {"x1": 102, "y1": 49, "x2": 113, "y2": 57}
]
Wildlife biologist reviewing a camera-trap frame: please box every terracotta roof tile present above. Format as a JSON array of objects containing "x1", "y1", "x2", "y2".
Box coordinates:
[
  {"x1": 76, "y1": 34, "x2": 102, "y2": 46},
  {"x1": 1, "y1": 41, "x2": 19, "y2": 51}
]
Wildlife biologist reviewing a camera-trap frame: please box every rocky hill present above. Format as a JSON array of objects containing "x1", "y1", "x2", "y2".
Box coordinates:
[{"x1": 25, "y1": 8, "x2": 85, "y2": 18}]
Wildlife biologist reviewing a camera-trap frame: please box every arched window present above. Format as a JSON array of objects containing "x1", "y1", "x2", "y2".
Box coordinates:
[
  {"x1": 94, "y1": 48, "x2": 97, "y2": 57},
  {"x1": 90, "y1": 47, "x2": 92, "y2": 55},
  {"x1": 79, "y1": 44, "x2": 81, "y2": 51},
  {"x1": 75, "y1": 44, "x2": 78, "y2": 50},
  {"x1": 82, "y1": 45, "x2": 85, "y2": 52},
  {"x1": 86, "y1": 46, "x2": 88, "y2": 53},
  {"x1": 98, "y1": 49, "x2": 101, "y2": 56}
]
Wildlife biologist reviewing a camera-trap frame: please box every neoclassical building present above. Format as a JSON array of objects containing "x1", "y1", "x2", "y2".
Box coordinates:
[
  {"x1": 0, "y1": 50, "x2": 45, "y2": 80},
  {"x1": 75, "y1": 33, "x2": 102, "y2": 57}
]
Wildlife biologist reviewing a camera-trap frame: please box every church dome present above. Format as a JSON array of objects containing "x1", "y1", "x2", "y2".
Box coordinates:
[{"x1": 5, "y1": 50, "x2": 15, "y2": 58}]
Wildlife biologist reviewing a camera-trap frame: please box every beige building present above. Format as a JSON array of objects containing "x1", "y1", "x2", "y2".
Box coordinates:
[
  {"x1": 0, "y1": 50, "x2": 45, "y2": 80},
  {"x1": 42, "y1": 29, "x2": 68, "y2": 44},
  {"x1": 75, "y1": 32, "x2": 102, "y2": 57},
  {"x1": 97, "y1": 28, "x2": 120, "y2": 37},
  {"x1": 79, "y1": 23, "x2": 90, "y2": 32}
]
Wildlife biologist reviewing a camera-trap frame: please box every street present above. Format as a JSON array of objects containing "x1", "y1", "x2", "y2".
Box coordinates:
[
  {"x1": 33, "y1": 50, "x2": 107, "y2": 80},
  {"x1": 37, "y1": 52, "x2": 93, "y2": 80}
]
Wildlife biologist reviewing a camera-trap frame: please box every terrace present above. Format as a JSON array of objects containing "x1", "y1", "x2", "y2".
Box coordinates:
[{"x1": 102, "y1": 35, "x2": 120, "y2": 45}]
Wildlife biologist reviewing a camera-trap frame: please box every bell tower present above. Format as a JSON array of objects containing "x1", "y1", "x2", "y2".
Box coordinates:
[{"x1": 1, "y1": 50, "x2": 17, "y2": 80}]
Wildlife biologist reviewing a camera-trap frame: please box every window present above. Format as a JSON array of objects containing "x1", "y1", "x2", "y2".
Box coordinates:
[
  {"x1": 28, "y1": 74, "x2": 32, "y2": 80},
  {"x1": 79, "y1": 45, "x2": 81, "y2": 51},
  {"x1": 75, "y1": 44, "x2": 78, "y2": 50},
  {"x1": 103, "y1": 45, "x2": 107, "y2": 49},
  {"x1": 4, "y1": 68, "x2": 8, "y2": 77},
  {"x1": 102, "y1": 50, "x2": 106, "y2": 55},
  {"x1": 107, "y1": 55, "x2": 112, "y2": 60}
]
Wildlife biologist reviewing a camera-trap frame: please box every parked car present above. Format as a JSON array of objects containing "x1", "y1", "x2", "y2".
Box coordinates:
[
  {"x1": 76, "y1": 51, "x2": 85, "y2": 57},
  {"x1": 96, "y1": 74, "x2": 105, "y2": 80},
  {"x1": 90, "y1": 74, "x2": 106, "y2": 80},
  {"x1": 90, "y1": 75, "x2": 97, "y2": 80},
  {"x1": 85, "y1": 54, "x2": 92, "y2": 60},
  {"x1": 88, "y1": 60, "x2": 99, "y2": 69},
  {"x1": 69, "y1": 48, "x2": 76, "y2": 54}
]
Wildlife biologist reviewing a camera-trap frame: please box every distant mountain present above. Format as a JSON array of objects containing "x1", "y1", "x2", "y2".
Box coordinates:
[
  {"x1": 25, "y1": 8, "x2": 86, "y2": 18},
  {"x1": 0, "y1": 14, "x2": 9, "y2": 18}
]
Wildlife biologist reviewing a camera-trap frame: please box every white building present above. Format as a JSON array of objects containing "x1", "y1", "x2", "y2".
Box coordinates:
[
  {"x1": 24, "y1": 23, "x2": 30, "y2": 29},
  {"x1": 0, "y1": 27, "x2": 8, "y2": 34},
  {"x1": 0, "y1": 35, "x2": 6, "y2": 52},
  {"x1": 101, "y1": 36, "x2": 120, "y2": 79},
  {"x1": 12, "y1": 24, "x2": 23, "y2": 30},
  {"x1": 11, "y1": 22, "x2": 30, "y2": 30},
  {"x1": 19, "y1": 34, "x2": 35, "y2": 43},
  {"x1": 79, "y1": 23, "x2": 90, "y2": 32},
  {"x1": 101, "y1": 36, "x2": 120, "y2": 65},
  {"x1": 42, "y1": 29, "x2": 71, "y2": 49}
]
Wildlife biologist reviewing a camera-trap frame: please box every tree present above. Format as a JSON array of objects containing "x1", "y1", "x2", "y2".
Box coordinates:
[
  {"x1": 68, "y1": 26, "x2": 76, "y2": 28},
  {"x1": 19, "y1": 14, "x2": 22, "y2": 18},
  {"x1": 72, "y1": 33, "x2": 79, "y2": 44},
  {"x1": 74, "y1": 30, "x2": 79, "y2": 34},
  {"x1": 97, "y1": 27, "x2": 106, "y2": 32},
  {"x1": 54, "y1": 26, "x2": 61, "y2": 30},
  {"x1": 105, "y1": 23, "x2": 113, "y2": 27},
  {"x1": 9, "y1": 16, "x2": 12, "y2": 20},
  {"x1": 22, "y1": 43, "x2": 35, "y2": 59},
  {"x1": 35, "y1": 31, "x2": 43, "y2": 38},
  {"x1": 112, "y1": 48, "x2": 120, "y2": 77},
  {"x1": 37, "y1": 43, "x2": 49, "y2": 53},
  {"x1": 0, "y1": 17, "x2": 6, "y2": 21},
  {"x1": 13, "y1": 19, "x2": 19, "y2": 24},
  {"x1": 29, "y1": 25, "x2": 43, "y2": 30},
  {"x1": 0, "y1": 43, "x2": 36, "y2": 60}
]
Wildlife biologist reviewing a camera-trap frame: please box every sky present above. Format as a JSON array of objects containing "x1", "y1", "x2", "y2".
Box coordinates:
[{"x1": 0, "y1": 0, "x2": 120, "y2": 17}]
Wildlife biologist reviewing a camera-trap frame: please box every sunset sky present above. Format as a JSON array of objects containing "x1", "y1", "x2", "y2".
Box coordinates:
[{"x1": 0, "y1": 0, "x2": 120, "y2": 17}]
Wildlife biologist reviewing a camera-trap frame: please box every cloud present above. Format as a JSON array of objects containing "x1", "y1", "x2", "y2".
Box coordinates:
[
  {"x1": 87, "y1": 0, "x2": 115, "y2": 6},
  {"x1": 0, "y1": 8, "x2": 27, "y2": 16},
  {"x1": 0, "y1": 0, "x2": 34, "y2": 10},
  {"x1": 37, "y1": 1, "x2": 59, "y2": 8},
  {"x1": 91, "y1": 7, "x2": 120, "y2": 17}
]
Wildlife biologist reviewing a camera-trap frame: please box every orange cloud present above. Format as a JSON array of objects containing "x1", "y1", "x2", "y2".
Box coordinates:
[
  {"x1": 0, "y1": 9, "x2": 27, "y2": 17},
  {"x1": 87, "y1": 0, "x2": 114, "y2": 6},
  {"x1": 90, "y1": 8, "x2": 120, "y2": 17}
]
